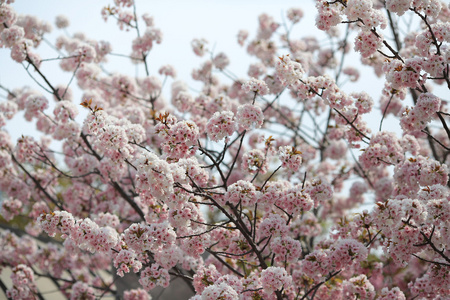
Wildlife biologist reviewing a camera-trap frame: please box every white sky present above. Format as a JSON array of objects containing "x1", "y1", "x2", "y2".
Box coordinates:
[
  {"x1": 1, "y1": 0, "x2": 432, "y2": 145},
  {"x1": 1, "y1": 0, "x2": 329, "y2": 141},
  {"x1": 1, "y1": 0, "x2": 318, "y2": 85}
]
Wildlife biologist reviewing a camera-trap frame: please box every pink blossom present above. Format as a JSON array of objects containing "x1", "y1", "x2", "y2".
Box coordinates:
[
  {"x1": 315, "y1": 0, "x2": 343, "y2": 31},
  {"x1": 206, "y1": 111, "x2": 236, "y2": 142},
  {"x1": 342, "y1": 275, "x2": 375, "y2": 300},
  {"x1": 225, "y1": 180, "x2": 259, "y2": 207},
  {"x1": 260, "y1": 267, "x2": 292, "y2": 294},
  {"x1": 0, "y1": 25, "x2": 24, "y2": 47},
  {"x1": 400, "y1": 93, "x2": 441, "y2": 134},
  {"x1": 123, "y1": 289, "x2": 151, "y2": 300},
  {"x1": 279, "y1": 145, "x2": 303, "y2": 171},
  {"x1": 158, "y1": 64, "x2": 176, "y2": 77},
  {"x1": 213, "y1": 52, "x2": 229, "y2": 70},
  {"x1": 201, "y1": 282, "x2": 239, "y2": 300},
  {"x1": 191, "y1": 38, "x2": 208, "y2": 56},
  {"x1": 55, "y1": 15, "x2": 69, "y2": 28},
  {"x1": 270, "y1": 236, "x2": 302, "y2": 263},
  {"x1": 276, "y1": 54, "x2": 304, "y2": 86},
  {"x1": 287, "y1": 8, "x2": 304, "y2": 23},
  {"x1": 259, "y1": 214, "x2": 289, "y2": 238},
  {"x1": 2, "y1": 2, "x2": 450, "y2": 299},
  {"x1": 6, "y1": 265, "x2": 37, "y2": 300},
  {"x1": 235, "y1": 104, "x2": 264, "y2": 130},
  {"x1": 0, "y1": 197, "x2": 22, "y2": 221},
  {"x1": 241, "y1": 77, "x2": 270, "y2": 96},
  {"x1": 237, "y1": 29, "x2": 248, "y2": 46},
  {"x1": 113, "y1": 249, "x2": 143, "y2": 277},
  {"x1": 70, "y1": 281, "x2": 95, "y2": 300},
  {"x1": 354, "y1": 30, "x2": 383, "y2": 58},
  {"x1": 193, "y1": 264, "x2": 221, "y2": 294},
  {"x1": 242, "y1": 149, "x2": 268, "y2": 174}
]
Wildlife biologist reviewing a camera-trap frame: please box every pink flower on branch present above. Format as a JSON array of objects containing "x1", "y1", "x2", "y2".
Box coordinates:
[{"x1": 1, "y1": 1, "x2": 450, "y2": 299}]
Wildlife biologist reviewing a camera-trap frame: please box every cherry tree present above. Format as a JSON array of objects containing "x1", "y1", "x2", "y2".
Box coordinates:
[{"x1": 0, "y1": 0, "x2": 450, "y2": 299}]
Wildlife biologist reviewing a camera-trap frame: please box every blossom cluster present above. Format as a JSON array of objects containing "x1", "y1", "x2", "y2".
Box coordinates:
[
  {"x1": 400, "y1": 92, "x2": 441, "y2": 134},
  {"x1": 1, "y1": 1, "x2": 450, "y2": 299}
]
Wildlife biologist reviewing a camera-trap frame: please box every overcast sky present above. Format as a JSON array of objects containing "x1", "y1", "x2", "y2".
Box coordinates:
[
  {"x1": 1, "y1": 0, "x2": 434, "y2": 144},
  {"x1": 1, "y1": 0, "x2": 329, "y2": 140},
  {"x1": 1, "y1": 0, "x2": 318, "y2": 88}
]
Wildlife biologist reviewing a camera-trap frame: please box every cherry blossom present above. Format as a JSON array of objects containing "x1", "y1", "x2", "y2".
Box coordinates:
[{"x1": 0, "y1": 1, "x2": 449, "y2": 299}]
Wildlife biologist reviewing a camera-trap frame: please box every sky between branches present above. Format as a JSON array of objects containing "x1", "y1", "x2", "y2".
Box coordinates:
[{"x1": 0, "y1": 0, "x2": 397, "y2": 144}]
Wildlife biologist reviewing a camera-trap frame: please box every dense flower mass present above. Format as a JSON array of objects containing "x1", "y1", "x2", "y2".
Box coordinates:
[
  {"x1": 241, "y1": 77, "x2": 270, "y2": 96},
  {"x1": 206, "y1": 111, "x2": 235, "y2": 142},
  {"x1": 0, "y1": 0, "x2": 449, "y2": 299},
  {"x1": 275, "y1": 54, "x2": 304, "y2": 86},
  {"x1": 400, "y1": 92, "x2": 441, "y2": 133},
  {"x1": 235, "y1": 103, "x2": 264, "y2": 130}
]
